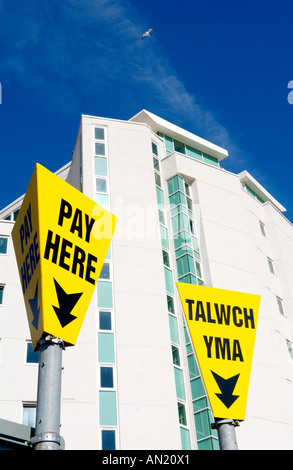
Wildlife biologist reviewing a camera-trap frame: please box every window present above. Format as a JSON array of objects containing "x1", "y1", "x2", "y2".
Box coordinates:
[
  {"x1": 154, "y1": 172, "x2": 162, "y2": 187},
  {"x1": 95, "y1": 128, "x2": 105, "y2": 140},
  {"x1": 164, "y1": 267, "x2": 174, "y2": 294},
  {"x1": 178, "y1": 402, "x2": 187, "y2": 425},
  {"x1": 153, "y1": 156, "x2": 160, "y2": 172},
  {"x1": 151, "y1": 142, "x2": 158, "y2": 156},
  {"x1": 99, "y1": 311, "x2": 112, "y2": 330},
  {"x1": 277, "y1": 297, "x2": 285, "y2": 316},
  {"x1": 287, "y1": 340, "x2": 293, "y2": 360},
  {"x1": 94, "y1": 157, "x2": 108, "y2": 177},
  {"x1": 95, "y1": 142, "x2": 105, "y2": 156},
  {"x1": 97, "y1": 281, "x2": 113, "y2": 308},
  {"x1": 167, "y1": 295, "x2": 175, "y2": 314},
  {"x1": 98, "y1": 333, "x2": 115, "y2": 363},
  {"x1": 172, "y1": 346, "x2": 180, "y2": 366},
  {"x1": 267, "y1": 257, "x2": 275, "y2": 274},
  {"x1": 174, "y1": 367, "x2": 186, "y2": 400},
  {"x1": 162, "y1": 250, "x2": 170, "y2": 267},
  {"x1": 99, "y1": 391, "x2": 117, "y2": 425},
  {"x1": 101, "y1": 429, "x2": 116, "y2": 450},
  {"x1": 96, "y1": 178, "x2": 107, "y2": 193},
  {"x1": 0, "y1": 237, "x2": 8, "y2": 254},
  {"x1": 259, "y1": 221, "x2": 266, "y2": 237},
  {"x1": 22, "y1": 404, "x2": 36, "y2": 427},
  {"x1": 174, "y1": 140, "x2": 185, "y2": 154},
  {"x1": 100, "y1": 262, "x2": 110, "y2": 280},
  {"x1": 100, "y1": 366, "x2": 114, "y2": 388},
  {"x1": 0, "y1": 286, "x2": 4, "y2": 305},
  {"x1": 158, "y1": 209, "x2": 165, "y2": 225},
  {"x1": 26, "y1": 342, "x2": 38, "y2": 364}
]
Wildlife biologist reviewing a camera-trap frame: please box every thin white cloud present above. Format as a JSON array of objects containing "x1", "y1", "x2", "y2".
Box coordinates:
[{"x1": 0, "y1": 0, "x2": 240, "y2": 155}]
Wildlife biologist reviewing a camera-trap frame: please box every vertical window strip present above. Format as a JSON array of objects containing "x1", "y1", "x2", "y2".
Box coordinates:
[
  {"x1": 184, "y1": 325, "x2": 219, "y2": 450},
  {"x1": 152, "y1": 141, "x2": 191, "y2": 450},
  {"x1": 94, "y1": 126, "x2": 118, "y2": 450},
  {"x1": 167, "y1": 175, "x2": 218, "y2": 449},
  {"x1": 167, "y1": 175, "x2": 203, "y2": 286}
]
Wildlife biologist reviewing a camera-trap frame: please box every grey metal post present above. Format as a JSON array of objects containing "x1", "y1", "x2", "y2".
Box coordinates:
[
  {"x1": 212, "y1": 419, "x2": 239, "y2": 450},
  {"x1": 31, "y1": 335, "x2": 64, "y2": 450}
]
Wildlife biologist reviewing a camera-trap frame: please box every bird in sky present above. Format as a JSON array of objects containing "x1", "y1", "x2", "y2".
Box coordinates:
[{"x1": 142, "y1": 29, "x2": 154, "y2": 40}]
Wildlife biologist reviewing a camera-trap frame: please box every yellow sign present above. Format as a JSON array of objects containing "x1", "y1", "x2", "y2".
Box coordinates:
[
  {"x1": 177, "y1": 283, "x2": 261, "y2": 421},
  {"x1": 12, "y1": 164, "x2": 117, "y2": 350}
]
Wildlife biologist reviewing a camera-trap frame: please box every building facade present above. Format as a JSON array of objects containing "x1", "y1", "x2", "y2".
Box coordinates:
[{"x1": 1, "y1": 109, "x2": 293, "y2": 450}]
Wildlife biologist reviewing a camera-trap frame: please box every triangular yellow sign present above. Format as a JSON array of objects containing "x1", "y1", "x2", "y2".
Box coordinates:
[
  {"x1": 12, "y1": 164, "x2": 117, "y2": 350},
  {"x1": 177, "y1": 283, "x2": 261, "y2": 421}
]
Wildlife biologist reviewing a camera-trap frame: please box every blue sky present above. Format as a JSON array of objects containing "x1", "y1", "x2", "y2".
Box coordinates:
[{"x1": 1, "y1": 0, "x2": 293, "y2": 221}]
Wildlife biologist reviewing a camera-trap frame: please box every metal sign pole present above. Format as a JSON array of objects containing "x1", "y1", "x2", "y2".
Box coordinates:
[
  {"x1": 212, "y1": 419, "x2": 239, "y2": 450},
  {"x1": 31, "y1": 335, "x2": 64, "y2": 450}
]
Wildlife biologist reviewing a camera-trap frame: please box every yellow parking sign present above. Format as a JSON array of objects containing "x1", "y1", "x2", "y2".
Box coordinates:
[
  {"x1": 177, "y1": 283, "x2": 261, "y2": 421},
  {"x1": 12, "y1": 164, "x2": 117, "y2": 350}
]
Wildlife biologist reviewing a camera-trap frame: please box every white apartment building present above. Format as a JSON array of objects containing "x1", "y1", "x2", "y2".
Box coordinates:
[{"x1": 1, "y1": 109, "x2": 293, "y2": 450}]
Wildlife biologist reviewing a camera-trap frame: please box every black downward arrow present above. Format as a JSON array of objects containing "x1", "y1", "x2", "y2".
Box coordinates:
[
  {"x1": 53, "y1": 279, "x2": 83, "y2": 328},
  {"x1": 211, "y1": 371, "x2": 240, "y2": 409}
]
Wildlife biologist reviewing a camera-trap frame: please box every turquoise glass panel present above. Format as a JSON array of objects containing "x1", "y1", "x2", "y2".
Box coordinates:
[
  {"x1": 176, "y1": 253, "x2": 196, "y2": 277},
  {"x1": 173, "y1": 230, "x2": 192, "y2": 250},
  {"x1": 98, "y1": 332, "x2": 115, "y2": 363},
  {"x1": 194, "y1": 409, "x2": 212, "y2": 440},
  {"x1": 175, "y1": 244, "x2": 193, "y2": 258},
  {"x1": 195, "y1": 261, "x2": 202, "y2": 278},
  {"x1": 170, "y1": 204, "x2": 188, "y2": 218},
  {"x1": 178, "y1": 273, "x2": 197, "y2": 284},
  {"x1": 164, "y1": 135, "x2": 174, "y2": 152},
  {"x1": 160, "y1": 225, "x2": 170, "y2": 250},
  {"x1": 167, "y1": 176, "x2": 185, "y2": 195},
  {"x1": 193, "y1": 396, "x2": 209, "y2": 413},
  {"x1": 95, "y1": 193, "x2": 110, "y2": 209},
  {"x1": 190, "y1": 377, "x2": 206, "y2": 400},
  {"x1": 169, "y1": 315, "x2": 179, "y2": 344},
  {"x1": 97, "y1": 281, "x2": 113, "y2": 308},
  {"x1": 164, "y1": 267, "x2": 174, "y2": 294},
  {"x1": 174, "y1": 367, "x2": 186, "y2": 400},
  {"x1": 94, "y1": 157, "x2": 108, "y2": 176},
  {"x1": 172, "y1": 212, "x2": 190, "y2": 234},
  {"x1": 186, "y1": 145, "x2": 201, "y2": 160},
  {"x1": 180, "y1": 427, "x2": 191, "y2": 450},
  {"x1": 197, "y1": 438, "x2": 215, "y2": 450},
  {"x1": 174, "y1": 140, "x2": 185, "y2": 154},
  {"x1": 187, "y1": 354, "x2": 200, "y2": 378},
  {"x1": 194, "y1": 251, "x2": 201, "y2": 261},
  {"x1": 156, "y1": 187, "x2": 165, "y2": 208},
  {"x1": 169, "y1": 191, "x2": 186, "y2": 207},
  {"x1": 202, "y1": 153, "x2": 219, "y2": 167},
  {"x1": 99, "y1": 391, "x2": 117, "y2": 425}
]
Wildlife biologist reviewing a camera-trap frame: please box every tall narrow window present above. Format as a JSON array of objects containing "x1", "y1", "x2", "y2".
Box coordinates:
[
  {"x1": 287, "y1": 340, "x2": 293, "y2": 360},
  {"x1": 0, "y1": 286, "x2": 4, "y2": 305},
  {"x1": 22, "y1": 404, "x2": 36, "y2": 427},
  {"x1": 101, "y1": 429, "x2": 116, "y2": 450},
  {"x1": 26, "y1": 342, "x2": 39, "y2": 364},
  {"x1": 100, "y1": 366, "x2": 114, "y2": 388},
  {"x1": 276, "y1": 297, "x2": 285, "y2": 316},
  {"x1": 267, "y1": 257, "x2": 275, "y2": 274},
  {"x1": 0, "y1": 237, "x2": 8, "y2": 254},
  {"x1": 259, "y1": 221, "x2": 266, "y2": 237}
]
